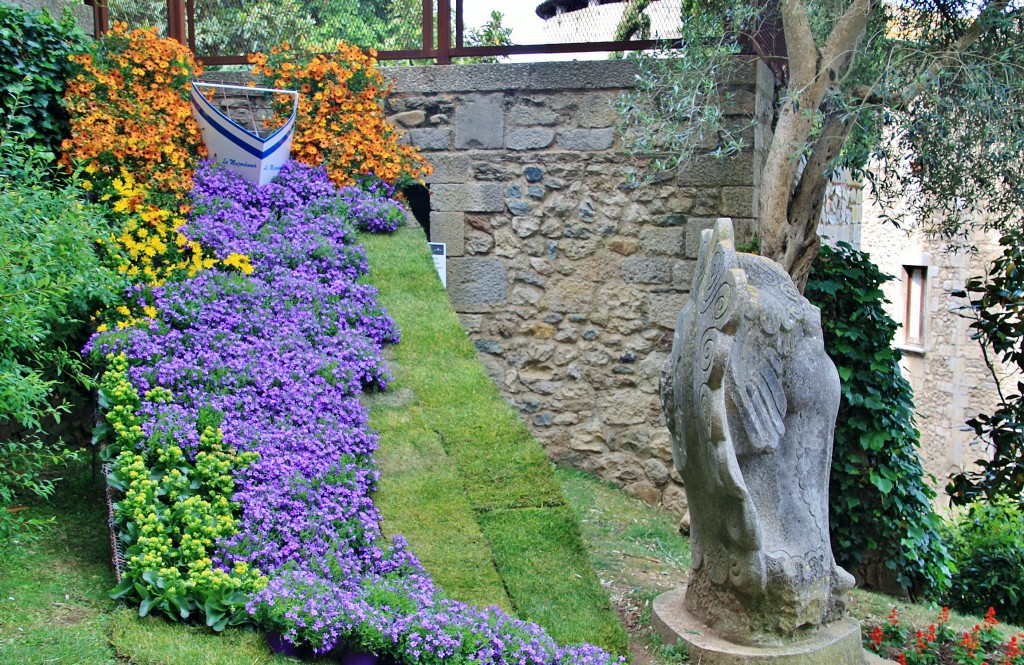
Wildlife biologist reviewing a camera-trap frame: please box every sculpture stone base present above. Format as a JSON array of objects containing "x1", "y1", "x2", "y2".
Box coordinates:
[{"x1": 652, "y1": 589, "x2": 879, "y2": 665}]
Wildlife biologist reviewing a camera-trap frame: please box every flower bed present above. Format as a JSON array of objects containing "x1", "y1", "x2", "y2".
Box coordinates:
[
  {"x1": 867, "y1": 607, "x2": 1024, "y2": 665},
  {"x1": 92, "y1": 161, "x2": 621, "y2": 664}
]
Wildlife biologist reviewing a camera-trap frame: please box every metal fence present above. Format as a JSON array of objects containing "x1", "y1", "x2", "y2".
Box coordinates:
[{"x1": 84, "y1": 0, "x2": 784, "y2": 68}]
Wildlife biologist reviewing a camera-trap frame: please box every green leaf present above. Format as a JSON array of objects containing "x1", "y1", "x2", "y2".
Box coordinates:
[{"x1": 109, "y1": 576, "x2": 134, "y2": 600}]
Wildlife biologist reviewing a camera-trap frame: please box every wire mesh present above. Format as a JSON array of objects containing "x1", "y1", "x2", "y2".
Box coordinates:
[
  {"x1": 525, "y1": 0, "x2": 682, "y2": 45},
  {"x1": 191, "y1": 0, "x2": 423, "y2": 59},
  {"x1": 102, "y1": 1, "x2": 688, "y2": 62},
  {"x1": 105, "y1": 0, "x2": 171, "y2": 35},
  {"x1": 102, "y1": 461, "x2": 127, "y2": 583}
]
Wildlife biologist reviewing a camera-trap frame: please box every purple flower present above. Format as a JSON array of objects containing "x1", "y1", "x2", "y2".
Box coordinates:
[{"x1": 89, "y1": 162, "x2": 622, "y2": 665}]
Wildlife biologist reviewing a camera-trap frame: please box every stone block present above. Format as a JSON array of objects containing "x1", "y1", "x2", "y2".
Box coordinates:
[
  {"x1": 528, "y1": 60, "x2": 637, "y2": 90},
  {"x1": 547, "y1": 278, "x2": 596, "y2": 314},
  {"x1": 621, "y1": 257, "x2": 673, "y2": 284},
  {"x1": 685, "y1": 218, "x2": 718, "y2": 259},
  {"x1": 425, "y1": 154, "x2": 472, "y2": 184},
  {"x1": 577, "y1": 91, "x2": 618, "y2": 128},
  {"x1": 456, "y1": 94, "x2": 505, "y2": 149},
  {"x1": 383, "y1": 64, "x2": 530, "y2": 93},
  {"x1": 509, "y1": 102, "x2": 560, "y2": 126},
  {"x1": 513, "y1": 217, "x2": 541, "y2": 238},
  {"x1": 507, "y1": 128, "x2": 556, "y2": 151},
  {"x1": 430, "y1": 212, "x2": 465, "y2": 257},
  {"x1": 653, "y1": 593, "x2": 868, "y2": 665},
  {"x1": 447, "y1": 257, "x2": 507, "y2": 310},
  {"x1": 507, "y1": 199, "x2": 532, "y2": 216},
  {"x1": 720, "y1": 186, "x2": 756, "y2": 218},
  {"x1": 608, "y1": 237, "x2": 639, "y2": 256},
  {"x1": 718, "y1": 88, "x2": 757, "y2": 116},
  {"x1": 556, "y1": 128, "x2": 615, "y2": 151},
  {"x1": 661, "y1": 483, "x2": 688, "y2": 514},
  {"x1": 676, "y1": 153, "x2": 755, "y2": 187},
  {"x1": 672, "y1": 260, "x2": 697, "y2": 290},
  {"x1": 601, "y1": 391, "x2": 651, "y2": 425},
  {"x1": 646, "y1": 292, "x2": 690, "y2": 329},
  {"x1": 639, "y1": 227, "x2": 685, "y2": 256},
  {"x1": 432, "y1": 183, "x2": 505, "y2": 212},
  {"x1": 644, "y1": 458, "x2": 671, "y2": 485},
  {"x1": 388, "y1": 110, "x2": 427, "y2": 127},
  {"x1": 407, "y1": 127, "x2": 452, "y2": 151},
  {"x1": 465, "y1": 229, "x2": 494, "y2": 255}
]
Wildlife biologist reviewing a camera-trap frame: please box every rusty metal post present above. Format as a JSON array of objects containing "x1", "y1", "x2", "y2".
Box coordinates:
[
  {"x1": 93, "y1": 0, "x2": 110, "y2": 37},
  {"x1": 167, "y1": 0, "x2": 187, "y2": 46},
  {"x1": 455, "y1": 0, "x2": 464, "y2": 49},
  {"x1": 422, "y1": 0, "x2": 434, "y2": 53},
  {"x1": 436, "y1": 0, "x2": 451, "y2": 64},
  {"x1": 185, "y1": 0, "x2": 197, "y2": 57}
]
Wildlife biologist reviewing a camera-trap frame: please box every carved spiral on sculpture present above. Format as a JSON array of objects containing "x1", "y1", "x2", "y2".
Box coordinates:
[
  {"x1": 698, "y1": 383, "x2": 713, "y2": 442},
  {"x1": 699, "y1": 280, "x2": 733, "y2": 321},
  {"x1": 701, "y1": 248, "x2": 726, "y2": 306},
  {"x1": 700, "y1": 328, "x2": 717, "y2": 374}
]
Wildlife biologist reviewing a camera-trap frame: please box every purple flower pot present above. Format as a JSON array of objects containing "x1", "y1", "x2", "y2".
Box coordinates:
[
  {"x1": 266, "y1": 631, "x2": 302, "y2": 657},
  {"x1": 339, "y1": 648, "x2": 379, "y2": 665}
]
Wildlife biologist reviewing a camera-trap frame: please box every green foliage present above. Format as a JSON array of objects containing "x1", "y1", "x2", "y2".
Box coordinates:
[
  {"x1": 0, "y1": 134, "x2": 124, "y2": 548},
  {"x1": 97, "y1": 354, "x2": 266, "y2": 630},
  {"x1": 0, "y1": 3, "x2": 85, "y2": 159},
  {"x1": 941, "y1": 498, "x2": 1024, "y2": 625},
  {"x1": 456, "y1": 11, "x2": 513, "y2": 65},
  {"x1": 111, "y1": 0, "x2": 425, "y2": 55},
  {"x1": 948, "y1": 226, "x2": 1024, "y2": 505},
  {"x1": 805, "y1": 243, "x2": 952, "y2": 597},
  {"x1": 614, "y1": 0, "x2": 757, "y2": 184},
  {"x1": 619, "y1": 0, "x2": 1024, "y2": 282},
  {"x1": 874, "y1": 2, "x2": 1024, "y2": 244}
]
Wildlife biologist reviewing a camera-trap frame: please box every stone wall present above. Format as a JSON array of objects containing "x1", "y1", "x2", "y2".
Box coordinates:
[{"x1": 382, "y1": 59, "x2": 775, "y2": 511}]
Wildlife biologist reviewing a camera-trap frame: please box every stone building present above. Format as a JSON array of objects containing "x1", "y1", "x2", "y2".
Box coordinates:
[{"x1": 819, "y1": 178, "x2": 1008, "y2": 495}]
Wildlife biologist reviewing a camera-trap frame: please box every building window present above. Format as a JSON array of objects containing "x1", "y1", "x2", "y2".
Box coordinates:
[{"x1": 903, "y1": 265, "x2": 928, "y2": 348}]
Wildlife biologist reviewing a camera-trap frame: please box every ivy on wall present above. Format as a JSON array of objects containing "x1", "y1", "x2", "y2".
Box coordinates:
[{"x1": 806, "y1": 242, "x2": 952, "y2": 598}]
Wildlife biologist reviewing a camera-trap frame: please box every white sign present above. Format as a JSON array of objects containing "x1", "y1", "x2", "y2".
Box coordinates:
[
  {"x1": 190, "y1": 82, "x2": 298, "y2": 186},
  {"x1": 429, "y1": 242, "x2": 447, "y2": 288}
]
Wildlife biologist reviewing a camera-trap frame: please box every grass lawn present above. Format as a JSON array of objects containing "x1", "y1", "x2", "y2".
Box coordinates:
[{"x1": 362, "y1": 224, "x2": 627, "y2": 654}]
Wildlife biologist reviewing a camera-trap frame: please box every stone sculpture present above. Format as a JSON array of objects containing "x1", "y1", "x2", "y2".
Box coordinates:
[{"x1": 655, "y1": 218, "x2": 864, "y2": 663}]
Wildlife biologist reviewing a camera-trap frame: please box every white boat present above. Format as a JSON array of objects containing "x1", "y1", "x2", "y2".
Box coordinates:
[{"x1": 190, "y1": 82, "x2": 299, "y2": 185}]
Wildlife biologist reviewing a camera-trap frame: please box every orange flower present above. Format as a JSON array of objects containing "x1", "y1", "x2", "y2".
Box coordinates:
[{"x1": 248, "y1": 40, "x2": 431, "y2": 188}]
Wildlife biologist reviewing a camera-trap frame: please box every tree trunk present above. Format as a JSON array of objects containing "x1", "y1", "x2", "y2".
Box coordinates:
[
  {"x1": 758, "y1": 0, "x2": 872, "y2": 291},
  {"x1": 784, "y1": 109, "x2": 856, "y2": 291}
]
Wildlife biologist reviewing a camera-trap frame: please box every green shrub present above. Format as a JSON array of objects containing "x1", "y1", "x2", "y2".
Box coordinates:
[
  {"x1": 942, "y1": 498, "x2": 1024, "y2": 624},
  {"x1": 0, "y1": 3, "x2": 85, "y2": 161},
  {"x1": 806, "y1": 242, "x2": 952, "y2": 597},
  {"x1": 0, "y1": 135, "x2": 124, "y2": 547}
]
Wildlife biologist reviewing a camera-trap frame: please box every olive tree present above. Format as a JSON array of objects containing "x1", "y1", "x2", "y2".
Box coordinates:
[{"x1": 619, "y1": 0, "x2": 1024, "y2": 291}]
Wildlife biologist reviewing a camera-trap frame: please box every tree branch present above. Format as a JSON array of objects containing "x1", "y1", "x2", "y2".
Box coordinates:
[
  {"x1": 820, "y1": 0, "x2": 872, "y2": 81},
  {"x1": 851, "y1": 0, "x2": 1011, "y2": 109},
  {"x1": 780, "y1": 0, "x2": 817, "y2": 87}
]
